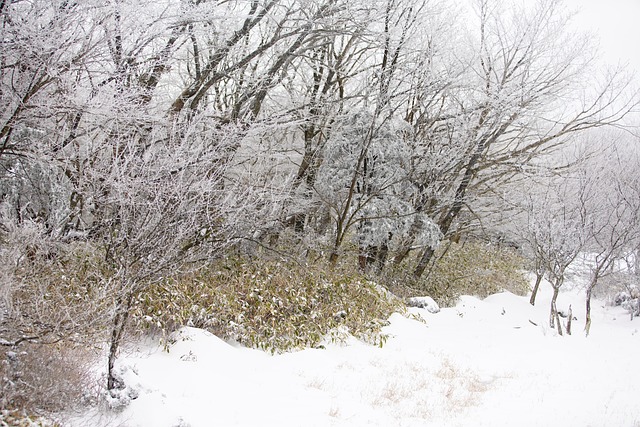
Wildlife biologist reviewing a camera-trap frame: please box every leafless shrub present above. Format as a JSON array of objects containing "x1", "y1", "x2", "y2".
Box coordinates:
[{"x1": 1, "y1": 342, "x2": 97, "y2": 418}]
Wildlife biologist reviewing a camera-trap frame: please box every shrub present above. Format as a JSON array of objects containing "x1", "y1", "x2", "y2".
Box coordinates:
[
  {"x1": 0, "y1": 410, "x2": 61, "y2": 427},
  {"x1": 1, "y1": 230, "x2": 107, "y2": 421},
  {"x1": 130, "y1": 257, "x2": 405, "y2": 353},
  {"x1": 4, "y1": 235, "x2": 115, "y2": 349},
  {"x1": 385, "y1": 241, "x2": 530, "y2": 307},
  {"x1": 1, "y1": 342, "x2": 94, "y2": 423}
]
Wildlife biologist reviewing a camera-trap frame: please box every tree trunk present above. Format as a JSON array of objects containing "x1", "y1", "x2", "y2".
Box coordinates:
[
  {"x1": 566, "y1": 304, "x2": 572, "y2": 335},
  {"x1": 413, "y1": 246, "x2": 435, "y2": 278},
  {"x1": 107, "y1": 290, "x2": 134, "y2": 392},
  {"x1": 549, "y1": 284, "x2": 560, "y2": 329},
  {"x1": 411, "y1": 121, "x2": 499, "y2": 277},
  {"x1": 358, "y1": 242, "x2": 391, "y2": 274},
  {"x1": 375, "y1": 239, "x2": 390, "y2": 274},
  {"x1": 585, "y1": 286, "x2": 592, "y2": 337},
  {"x1": 555, "y1": 310, "x2": 563, "y2": 336},
  {"x1": 393, "y1": 243, "x2": 413, "y2": 267},
  {"x1": 529, "y1": 271, "x2": 543, "y2": 306},
  {"x1": 393, "y1": 210, "x2": 426, "y2": 266},
  {"x1": 329, "y1": 250, "x2": 339, "y2": 266},
  {"x1": 328, "y1": 219, "x2": 346, "y2": 267},
  {"x1": 585, "y1": 272, "x2": 601, "y2": 337}
]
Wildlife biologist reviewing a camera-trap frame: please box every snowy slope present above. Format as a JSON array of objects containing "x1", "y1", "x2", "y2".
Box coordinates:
[{"x1": 72, "y1": 279, "x2": 640, "y2": 427}]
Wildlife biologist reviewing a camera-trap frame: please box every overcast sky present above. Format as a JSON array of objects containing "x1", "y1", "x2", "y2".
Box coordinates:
[{"x1": 565, "y1": 0, "x2": 640, "y2": 72}]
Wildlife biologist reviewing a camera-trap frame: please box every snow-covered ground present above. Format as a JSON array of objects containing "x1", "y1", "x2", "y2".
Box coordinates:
[{"x1": 73, "y1": 277, "x2": 640, "y2": 427}]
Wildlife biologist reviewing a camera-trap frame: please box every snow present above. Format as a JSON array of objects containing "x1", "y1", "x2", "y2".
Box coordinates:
[
  {"x1": 406, "y1": 296, "x2": 440, "y2": 313},
  {"x1": 71, "y1": 279, "x2": 640, "y2": 427}
]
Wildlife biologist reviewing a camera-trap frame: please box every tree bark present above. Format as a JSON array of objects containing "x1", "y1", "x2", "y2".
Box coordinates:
[
  {"x1": 555, "y1": 310, "x2": 563, "y2": 336},
  {"x1": 393, "y1": 205, "x2": 429, "y2": 266},
  {"x1": 549, "y1": 284, "x2": 560, "y2": 329},
  {"x1": 585, "y1": 271, "x2": 602, "y2": 337},
  {"x1": 529, "y1": 271, "x2": 543, "y2": 306},
  {"x1": 107, "y1": 290, "x2": 134, "y2": 392},
  {"x1": 413, "y1": 246, "x2": 435, "y2": 278},
  {"x1": 585, "y1": 286, "x2": 593, "y2": 337}
]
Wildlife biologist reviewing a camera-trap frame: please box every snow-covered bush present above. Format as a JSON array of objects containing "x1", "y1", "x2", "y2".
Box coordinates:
[
  {"x1": 131, "y1": 257, "x2": 405, "y2": 353},
  {"x1": 406, "y1": 296, "x2": 440, "y2": 314},
  {"x1": 610, "y1": 283, "x2": 640, "y2": 319}
]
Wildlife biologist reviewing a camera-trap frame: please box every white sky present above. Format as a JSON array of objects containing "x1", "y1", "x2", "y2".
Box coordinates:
[{"x1": 565, "y1": 0, "x2": 640, "y2": 72}]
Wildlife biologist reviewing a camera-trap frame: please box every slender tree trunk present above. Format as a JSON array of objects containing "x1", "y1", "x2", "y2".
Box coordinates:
[
  {"x1": 375, "y1": 239, "x2": 390, "y2": 274},
  {"x1": 555, "y1": 310, "x2": 563, "y2": 336},
  {"x1": 530, "y1": 271, "x2": 544, "y2": 306},
  {"x1": 549, "y1": 284, "x2": 560, "y2": 329},
  {"x1": 393, "y1": 208, "x2": 426, "y2": 266},
  {"x1": 357, "y1": 241, "x2": 390, "y2": 274},
  {"x1": 585, "y1": 286, "x2": 593, "y2": 337},
  {"x1": 329, "y1": 250, "x2": 339, "y2": 266},
  {"x1": 585, "y1": 271, "x2": 601, "y2": 337},
  {"x1": 413, "y1": 246, "x2": 435, "y2": 278},
  {"x1": 329, "y1": 218, "x2": 345, "y2": 267},
  {"x1": 358, "y1": 252, "x2": 367, "y2": 271},
  {"x1": 566, "y1": 305, "x2": 572, "y2": 335},
  {"x1": 393, "y1": 243, "x2": 413, "y2": 266},
  {"x1": 107, "y1": 290, "x2": 134, "y2": 392}
]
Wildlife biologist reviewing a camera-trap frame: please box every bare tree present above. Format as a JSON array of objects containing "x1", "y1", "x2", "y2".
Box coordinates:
[
  {"x1": 312, "y1": 0, "x2": 438, "y2": 268},
  {"x1": 409, "y1": 0, "x2": 638, "y2": 277},
  {"x1": 512, "y1": 174, "x2": 585, "y2": 331},
  {"x1": 81, "y1": 115, "x2": 240, "y2": 392},
  {"x1": 575, "y1": 141, "x2": 640, "y2": 336},
  {"x1": 0, "y1": 1, "x2": 104, "y2": 161}
]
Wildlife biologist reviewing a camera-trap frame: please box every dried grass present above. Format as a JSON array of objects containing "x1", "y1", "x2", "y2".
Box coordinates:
[{"x1": 1, "y1": 342, "x2": 98, "y2": 420}]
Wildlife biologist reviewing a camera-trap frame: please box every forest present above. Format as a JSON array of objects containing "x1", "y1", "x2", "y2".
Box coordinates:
[{"x1": 1, "y1": 0, "x2": 639, "y2": 423}]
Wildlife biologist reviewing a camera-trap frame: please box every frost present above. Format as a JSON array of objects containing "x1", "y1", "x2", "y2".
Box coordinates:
[{"x1": 314, "y1": 110, "x2": 442, "y2": 253}]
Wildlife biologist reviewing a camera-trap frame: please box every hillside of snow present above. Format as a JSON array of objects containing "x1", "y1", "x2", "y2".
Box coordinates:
[{"x1": 71, "y1": 277, "x2": 640, "y2": 427}]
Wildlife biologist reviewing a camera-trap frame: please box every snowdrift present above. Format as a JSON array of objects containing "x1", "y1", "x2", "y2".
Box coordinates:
[{"x1": 72, "y1": 280, "x2": 640, "y2": 427}]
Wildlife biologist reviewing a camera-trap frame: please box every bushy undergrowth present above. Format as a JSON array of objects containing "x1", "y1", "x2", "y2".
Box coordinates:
[
  {"x1": 1, "y1": 231, "x2": 528, "y2": 420},
  {"x1": 387, "y1": 241, "x2": 530, "y2": 307},
  {"x1": 0, "y1": 343, "x2": 93, "y2": 422},
  {"x1": 1, "y1": 235, "x2": 106, "y2": 421},
  {"x1": 131, "y1": 257, "x2": 405, "y2": 353},
  {"x1": 7, "y1": 241, "x2": 116, "y2": 346},
  {"x1": 0, "y1": 409, "x2": 61, "y2": 427},
  {"x1": 427, "y1": 241, "x2": 529, "y2": 306}
]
